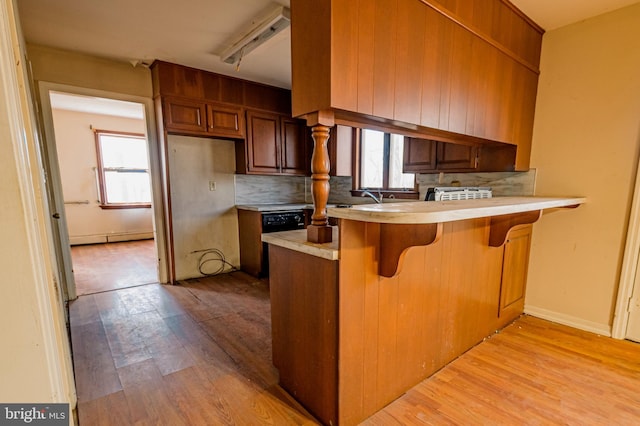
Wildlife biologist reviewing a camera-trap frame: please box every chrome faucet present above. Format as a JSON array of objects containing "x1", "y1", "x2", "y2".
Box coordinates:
[{"x1": 361, "y1": 189, "x2": 382, "y2": 204}]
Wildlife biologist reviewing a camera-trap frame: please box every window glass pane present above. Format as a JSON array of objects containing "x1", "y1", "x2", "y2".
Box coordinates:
[
  {"x1": 100, "y1": 134, "x2": 149, "y2": 169},
  {"x1": 104, "y1": 171, "x2": 151, "y2": 203},
  {"x1": 361, "y1": 129, "x2": 384, "y2": 188},
  {"x1": 388, "y1": 134, "x2": 415, "y2": 189}
]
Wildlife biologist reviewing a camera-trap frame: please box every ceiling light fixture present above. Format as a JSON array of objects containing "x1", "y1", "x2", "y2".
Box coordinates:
[{"x1": 219, "y1": 4, "x2": 291, "y2": 67}]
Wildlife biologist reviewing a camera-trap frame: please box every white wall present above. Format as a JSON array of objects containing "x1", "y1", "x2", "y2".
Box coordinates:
[
  {"x1": 52, "y1": 108, "x2": 154, "y2": 244},
  {"x1": 0, "y1": 0, "x2": 75, "y2": 418},
  {"x1": 526, "y1": 3, "x2": 640, "y2": 334},
  {"x1": 168, "y1": 135, "x2": 239, "y2": 280}
]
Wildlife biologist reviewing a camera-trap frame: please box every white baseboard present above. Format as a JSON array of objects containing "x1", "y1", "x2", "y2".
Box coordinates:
[
  {"x1": 524, "y1": 305, "x2": 612, "y2": 337},
  {"x1": 70, "y1": 235, "x2": 107, "y2": 245},
  {"x1": 70, "y1": 232, "x2": 153, "y2": 246},
  {"x1": 106, "y1": 232, "x2": 154, "y2": 243}
]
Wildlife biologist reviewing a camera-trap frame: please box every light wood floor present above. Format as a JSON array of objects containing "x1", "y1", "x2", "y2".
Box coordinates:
[
  {"x1": 69, "y1": 272, "x2": 640, "y2": 425},
  {"x1": 71, "y1": 240, "x2": 157, "y2": 295}
]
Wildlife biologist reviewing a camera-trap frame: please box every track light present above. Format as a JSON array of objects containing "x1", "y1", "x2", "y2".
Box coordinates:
[{"x1": 219, "y1": 4, "x2": 291, "y2": 67}]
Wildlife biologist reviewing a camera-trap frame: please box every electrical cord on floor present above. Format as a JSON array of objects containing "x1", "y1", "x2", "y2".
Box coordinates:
[{"x1": 192, "y1": 248, "x2": 238, "y2": 276}]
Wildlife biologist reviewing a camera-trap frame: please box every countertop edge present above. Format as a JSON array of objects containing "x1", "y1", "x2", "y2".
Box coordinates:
[
  {"x1": 326, "y1": 196, "x2": 586, "y2": 224},
  {"x1": 262, "y1": 228, "x2": 339, "y2": 261}
]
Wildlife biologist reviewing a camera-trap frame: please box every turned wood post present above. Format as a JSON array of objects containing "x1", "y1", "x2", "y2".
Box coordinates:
[{"x1": 307, "y1": 124, "x2": 333, "y2": 243}]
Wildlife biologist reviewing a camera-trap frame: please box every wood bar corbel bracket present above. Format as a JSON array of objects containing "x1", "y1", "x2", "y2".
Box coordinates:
[
  {"x1": 488, "y1": 210, "x2": 542, "y2": 247},
  {"x1": 378, "y1": 223, "x2": 443, "y2": 278}
]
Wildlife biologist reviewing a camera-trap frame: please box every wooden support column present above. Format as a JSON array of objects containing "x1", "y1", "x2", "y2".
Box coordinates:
[{"x1": 307, "y1": 111, "x2": 335, "y2": 243}]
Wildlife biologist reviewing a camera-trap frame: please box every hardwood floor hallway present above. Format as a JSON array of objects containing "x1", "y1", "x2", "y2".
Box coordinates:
[
  {"x1": 71, "y1": 239, "x2": 158, "y2": 295},
  {"x1": 69, "y1": 272, "x2": 640, "y2": 425}
]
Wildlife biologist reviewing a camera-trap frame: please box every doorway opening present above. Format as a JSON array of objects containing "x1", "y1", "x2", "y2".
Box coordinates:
[{"x1": 39, "y1": 84, "x2": 168, "y2": 298}]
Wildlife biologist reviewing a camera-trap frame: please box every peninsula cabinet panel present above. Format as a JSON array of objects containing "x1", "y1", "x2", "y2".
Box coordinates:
[
  {"x1": 447, "y1": 25, "x2": 474, "y2": 135},
  {"x1": 291, "y1": 0, "x2": 543, "y2": 171},
  {"x1": 337, "y1": 218, "x2": 504, "y2": 424},
  {"x1": 269, "y1": 246, "x2": 339, "y2": 426},
  {"x1": 419, "y1": 6, "x2": 450, "y2": 130},
  {"x1": 393, "y1": 0, "x2": 426, "y2": 125},
  {"x1": 371, "y1": 0, "x2": 398, "y2": 120},
  {"x1": 427, "y1": 0, "x2": 543, "y2": 69}
]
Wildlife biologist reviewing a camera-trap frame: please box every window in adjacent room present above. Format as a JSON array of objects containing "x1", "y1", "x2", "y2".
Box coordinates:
[
  {"x1": 94, "y1": 130, "x2": 152, "y2": 209},
  {"x1": 352, "y1": 129, "x2": 418, "y2": 200}
]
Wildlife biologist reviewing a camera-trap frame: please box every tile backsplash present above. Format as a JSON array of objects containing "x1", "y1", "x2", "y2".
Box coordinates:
[
  {"x1": 235, "y1": 175, "x2": 306, "y2": 204},
  {"x1": 235, "y1": 170, "x2": 536, "y2": 205},
  {"x1": 416, "y1": 170, "x2": 537, "y2": 199}
]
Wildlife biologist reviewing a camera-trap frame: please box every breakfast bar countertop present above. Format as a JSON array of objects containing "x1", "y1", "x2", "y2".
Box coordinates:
[
  {"x1": 326, "y1": 196, "x2": 586, "y2": 224},
  {"x1": 261, "y1": 227, "x2": 339, "y2": 260}
]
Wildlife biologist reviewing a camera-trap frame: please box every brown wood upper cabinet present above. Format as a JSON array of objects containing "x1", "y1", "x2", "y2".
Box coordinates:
[
  {"x1": 404, "y1": 137, "x2": 478, "y2": 173},
  {"x1": 329, "y1": 125, "x2": 354, "y2": 177},
  {"x1": 152, "y1": 60, "x2": 294, "y2": 141},
  {"x1": 240, "y1": 110, "x2": 308, "y2": 175},
  {"x1": 291, "y1": 0, "x2": 543, "y2": 171},
  {"x1": 162, "y1": 96, "x2": 244, "y2": 138}
]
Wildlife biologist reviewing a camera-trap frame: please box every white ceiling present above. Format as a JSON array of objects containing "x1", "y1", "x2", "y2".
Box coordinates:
[
  {"x1": 17, "y1": 0, "x2": 640, "y2": 92},
  {"x1": 49, "y1": 91, "x2": 145, "y2": 119}
]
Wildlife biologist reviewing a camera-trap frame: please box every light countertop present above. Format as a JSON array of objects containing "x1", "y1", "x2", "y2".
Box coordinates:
[
  {"x1": 327, "y1": 196, "x2": 586, "y2": 224},
  {"x1": 261, "y1": 197, "x2": 585, "y2": 259},
  {"x1": 261, "y1": 228, "x2": 339, "y2": 260},
  {"x1": 236, "y1": 203, "x2": 351, "y2": 212},
  {"x1": 236, "y1": 203, "x2": 311, "y2": 212}
]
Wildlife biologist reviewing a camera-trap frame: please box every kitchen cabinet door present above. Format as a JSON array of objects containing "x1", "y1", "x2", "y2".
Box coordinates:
[
  {"x1": 498, "y1": 225, "x2": 532, "y2": 327},
  {"x1": 403, "y1": 137, "x2": 437, "y2": 173},
  {"x1": 163, "y1": 97, "x2": 207, "y2": 133},
  {"x1": 436, "y1": 142, "x2": 478, "y2": 171},
  {"x1": 403, "y1": 138, "x2": 477, "y2": 172},
  {"x1": 206, "y1": 102, "x2": 244, "y2": 138},
  {"x1": 328, "y1": 125, "x2": 354, "y2": 177},
  {"x1": 246, "y1": 110, "x2": 281, "y2": 173},
  {"x1": 280, "y1": 117, "x2": 309, "y2": 175}
]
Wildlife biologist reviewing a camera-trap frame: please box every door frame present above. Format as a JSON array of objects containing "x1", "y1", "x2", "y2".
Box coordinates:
[
  {"x1": 612, "y1": 151, "x2": 640, "y2": 339},
  {"x1": 37, "y1": 82, "x2": 169, "y2": 293}
]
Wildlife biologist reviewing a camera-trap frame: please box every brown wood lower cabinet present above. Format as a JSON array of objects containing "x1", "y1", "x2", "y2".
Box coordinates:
[
  {"x1": 237, "y1": 210, "x2": 263, "y2": 277},
  {"x1": 497, "y1": 224, "x2": 532, "y2": 328},
  {"x1": 269, "y1": 217, "x2": 533, "y2": 425}
]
